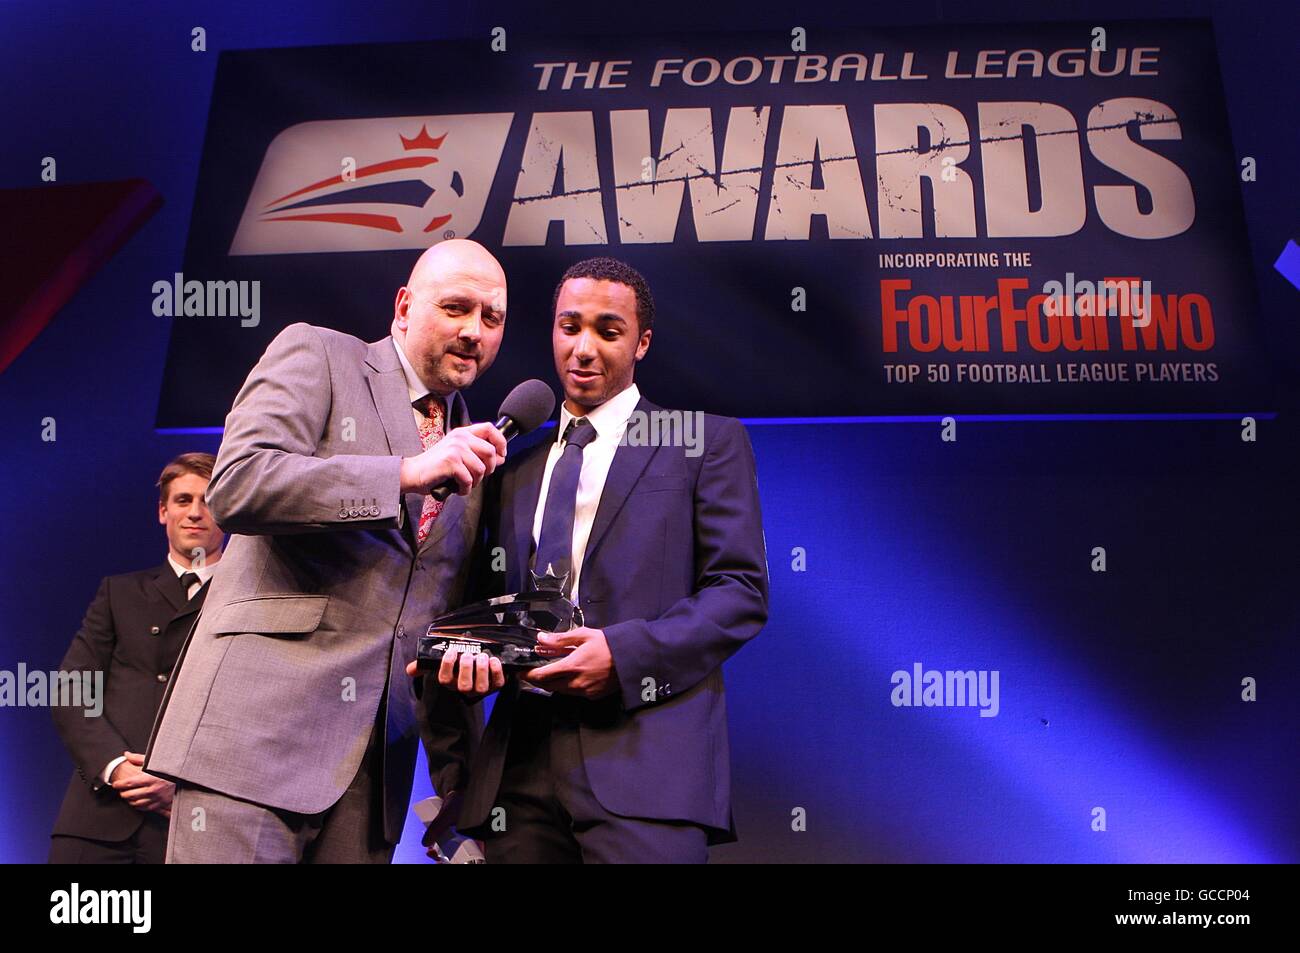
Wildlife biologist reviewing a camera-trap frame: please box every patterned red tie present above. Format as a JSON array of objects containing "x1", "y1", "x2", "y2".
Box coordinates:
[{"x1": 414, "y1": 395, "x2": 445, "y2": 544}]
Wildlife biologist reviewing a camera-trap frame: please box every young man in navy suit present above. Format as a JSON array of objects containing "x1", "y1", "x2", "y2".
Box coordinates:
[
  {"x1": 49, "y1": 453, "x2": 225, "y2": 863},
  {"x1": 426, "y1": 257, "x2": 768, "y2": 863}
]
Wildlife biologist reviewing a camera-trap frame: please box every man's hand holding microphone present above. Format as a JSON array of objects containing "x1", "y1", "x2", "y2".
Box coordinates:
[{"x1": 398, "y1": 421, "x2": 507, "y2": 498}]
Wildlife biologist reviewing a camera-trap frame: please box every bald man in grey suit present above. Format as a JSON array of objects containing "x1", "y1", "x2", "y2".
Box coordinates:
[{"x1": 146, "y1": 240, "x2": 509, "y2": 863}]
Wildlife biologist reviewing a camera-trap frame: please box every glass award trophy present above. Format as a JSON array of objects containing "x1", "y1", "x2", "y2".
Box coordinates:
[{"x1": 416, "y1": 586, "x2": 583, "y2": 672}]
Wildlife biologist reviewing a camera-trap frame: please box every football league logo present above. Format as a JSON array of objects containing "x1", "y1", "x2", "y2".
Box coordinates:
[{"x1": 230, "y1": 114, "x2": 513, "y2": 255}]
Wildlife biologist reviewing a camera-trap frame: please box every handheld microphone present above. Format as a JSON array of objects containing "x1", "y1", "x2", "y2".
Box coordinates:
[{"x1": 429, "y1": 379, "x2": 556, "y2": 501}]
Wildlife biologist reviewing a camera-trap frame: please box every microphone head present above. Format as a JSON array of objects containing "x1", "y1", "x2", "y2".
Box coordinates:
[{"x1": 497, "y1": 379, "x2": 556, "y2": 436}]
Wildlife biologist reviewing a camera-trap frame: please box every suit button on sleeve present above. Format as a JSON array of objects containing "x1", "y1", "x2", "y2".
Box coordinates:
[
  {"x1": 149, "y1": 625, "x2": 160, "y2": 635},
  {"x1": 156, "y1": 673, "x2": 168, "y2": 683}
]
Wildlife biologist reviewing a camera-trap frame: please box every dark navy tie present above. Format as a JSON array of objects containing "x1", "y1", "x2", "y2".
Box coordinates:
[
  {"x1": 532, "y1": 417, "x2": 598, "y2": 594},
  {"x1": 179, "y1": 572, "x2": 201, "y2": 600}
]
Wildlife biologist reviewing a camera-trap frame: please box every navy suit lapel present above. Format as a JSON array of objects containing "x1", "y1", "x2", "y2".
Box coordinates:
[
  {"x1": 583, "y1": 397, "x2": 660, "y2": 568},
  {"x1": 148, "y1": 563, "x2": 187, "y2": 615},
  {"x1": 161, "y1": 581, "x2": 205, "y2": 662},
  {"x1": 508, "y1": 431, "x2": 557, "y2": 591},
  {"x1": 364, "y1": 337, "x2": 427, "y2": 546},
  {"x1": 147, "y1": 563, "x2": 204, "y2": 673},
  {"x1": 171, "y1": 577, "x2": 205, "y2": 621}
]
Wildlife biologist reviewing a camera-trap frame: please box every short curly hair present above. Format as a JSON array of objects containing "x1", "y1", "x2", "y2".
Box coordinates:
[{"x1": 551, "y1": 257, "x2": 655, "y2": 334}]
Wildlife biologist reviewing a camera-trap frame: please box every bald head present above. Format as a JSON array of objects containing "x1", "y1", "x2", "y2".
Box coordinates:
[
  {"x1": 393, "y1": 239, "x2": 507, "y2": 396},
  {"x1": 406, "y1": 239, "x2": 506, "y2": 295}
]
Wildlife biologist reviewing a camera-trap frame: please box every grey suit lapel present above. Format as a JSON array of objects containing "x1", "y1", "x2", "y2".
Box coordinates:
[{"x1": 364, "y1": 338, "x2": 425, "y2": 541}]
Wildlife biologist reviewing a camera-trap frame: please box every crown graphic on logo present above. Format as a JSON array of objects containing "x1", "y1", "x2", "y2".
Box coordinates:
[{"x1": 400, "y1": 124, "x2": 447, "y2": 151}]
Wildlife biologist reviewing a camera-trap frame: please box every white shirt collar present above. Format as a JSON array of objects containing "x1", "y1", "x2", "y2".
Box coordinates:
[
  {"x1": 167, "y1": 553, "x2": 215, "y2": 581},
  {"x1": 558, "y1": 382, "x2": 641, "y2": 444},
  {"x1": 392, "y1": 336, "x2": 455, "y2": 415}
]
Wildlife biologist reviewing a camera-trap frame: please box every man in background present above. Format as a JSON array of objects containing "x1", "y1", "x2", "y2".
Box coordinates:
[{"x1": 50, "y1": 452, "x2": 224, "y2": 863}]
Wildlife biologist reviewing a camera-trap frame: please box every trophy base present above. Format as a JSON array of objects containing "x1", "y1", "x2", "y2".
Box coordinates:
[{"x1": 415, "y1": 634, "x2": 552, "y2": 672}]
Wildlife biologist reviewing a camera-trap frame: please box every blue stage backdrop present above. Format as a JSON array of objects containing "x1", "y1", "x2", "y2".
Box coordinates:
[
  {"x1": 157, "y1": 19, "x2": 1271, "y2": 427},
  {"x1": 1, "y1": 0, "x2": 1296, "y2": 865}
]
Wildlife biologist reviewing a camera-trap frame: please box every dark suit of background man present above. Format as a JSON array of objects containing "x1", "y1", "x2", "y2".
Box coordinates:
[
  {"x1": 145, "y1": 240, "x2": 509, "y2": 863},
  {"x1": 50, "y1": 453, "x2": 225, "y2": 864},
  {"x1": 429, "y1": 257, "x2": 769, "y2": 863}
]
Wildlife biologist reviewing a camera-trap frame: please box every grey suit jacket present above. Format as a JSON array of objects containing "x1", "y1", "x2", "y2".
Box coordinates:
[{"x1": 145, "y1": 323, "x2": 482, "y2": 843}]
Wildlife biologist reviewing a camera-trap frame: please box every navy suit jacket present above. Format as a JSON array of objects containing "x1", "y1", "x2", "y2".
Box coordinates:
[
  {"x1": 456, "y1": 397, "x2": 768, "y2": 841},
  {"x1": 51, "y1": 564, "x2": 205, "y2": 842}
]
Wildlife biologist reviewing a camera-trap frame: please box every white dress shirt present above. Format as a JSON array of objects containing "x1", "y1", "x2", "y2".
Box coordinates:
[
  {"x1": 530, "y1": 382, "x2": 642, "y2": 602},
  {"x1": 100, "y1": 554, "x2": 217, "y2": 785},
  {"x1": 166, "y1": 553, "x2": 215, "y2": 600},
  {"x1": 393, "y1": 336, "x2": 453, "y2": 428}
]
